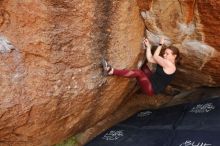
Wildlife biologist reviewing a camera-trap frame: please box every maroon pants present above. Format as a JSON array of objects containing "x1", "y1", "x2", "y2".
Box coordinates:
[{"x1": 113, "y1": 64, "x2": 154, "y2": 96}]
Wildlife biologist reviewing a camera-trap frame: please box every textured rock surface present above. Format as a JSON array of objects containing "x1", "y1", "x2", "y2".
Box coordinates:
[
  {"x1": 0, "y1": 0, "x2": 220, "y2": 146},
  {"x1": 0, "y1": 0, "x2": 143, "y2": 146},
  {"x1": 138, "y1": 0, "x2": 220, "y2": 88}
]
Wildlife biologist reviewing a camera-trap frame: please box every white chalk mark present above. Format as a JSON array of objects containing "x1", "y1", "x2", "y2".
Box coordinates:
[
  {"x1": 146, "y1": 30, "x2": 172, "y2": 46},
  {"x1": 141, "y1": 10, "x2": 163, "y2": 34},
  {"x1": 182, "y1": 40, "x2": 215, "y2": 70},
  {"x1": 141, "y1": 11, "x2": 147, "y2": 19},
  {"x1": 182, "y1": 40, "x2": 214, "y2": 57},
  {"x1": 0, "y1": 34, "x2": 26, "y2": 83},
  {"x1": 178, "y1": 22, "x2": 195, "y2": 35},
  {"x1": 0, "y1": 35, "x2": 15, "y2": 53},
  {"x1": 141, "y1": 11, "x2": 152, "y2": 20}
]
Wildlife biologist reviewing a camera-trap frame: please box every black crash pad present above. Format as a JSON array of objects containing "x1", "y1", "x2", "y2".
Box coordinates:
[
  {"x1": 86, "y1": 98, "x2": 220, "y2": 146},
  {"x1": 118, "y1": 104, "x2": 186, "y2": 130},
  {"x1": 117, "y1": 110, "x2": 153, "y2": 128},
  {"x1": 176, "y1": 97, "x2": 220, "y2": 130},
  {"x1": 86, "y1": 126, "x2": 134, "y2": 146},
  {"x1": 170, "y1": 130, "x2": 220, "y2": 146},
  {"x1": 127, "y1": 129, "x2": 174, "y2": 146},
  {"x1": 86, "y1": 125, "x2": 174, "y2": 146}
]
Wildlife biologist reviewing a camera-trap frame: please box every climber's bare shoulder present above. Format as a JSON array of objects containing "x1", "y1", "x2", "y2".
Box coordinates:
[{"x1": 162, "y1": 60, "x2": 176, "y2": 75}]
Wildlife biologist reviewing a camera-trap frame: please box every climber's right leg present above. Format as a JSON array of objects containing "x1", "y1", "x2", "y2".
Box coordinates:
[{"x1": 113, "y1": 69, "x2": 154, "y2": 96}]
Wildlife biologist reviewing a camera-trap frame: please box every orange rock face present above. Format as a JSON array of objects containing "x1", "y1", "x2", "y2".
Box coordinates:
[
  {"x1": 0, "y1": 0, "x2": 144, "y2": 146},
  {"x1": 1, "y1": 0, "x2": 220, "y2": 146},
  {"x1": 139, "y1": 0, "x2": 220, "y2": 88}
]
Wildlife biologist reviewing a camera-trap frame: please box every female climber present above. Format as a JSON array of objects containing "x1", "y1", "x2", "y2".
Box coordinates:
[{"x1": 101, "y1": 37, "x2": 180, "y2": 96}]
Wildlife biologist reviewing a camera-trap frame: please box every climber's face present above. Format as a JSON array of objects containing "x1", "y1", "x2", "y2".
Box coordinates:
[{"x1": 163, "y1": 48, "x2": 176, "y2": 61}]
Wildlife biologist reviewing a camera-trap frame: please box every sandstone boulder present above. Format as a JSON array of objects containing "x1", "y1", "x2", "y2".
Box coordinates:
[{"x1": 0, "y1": 0, "x2": 220, "y2": 146}]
